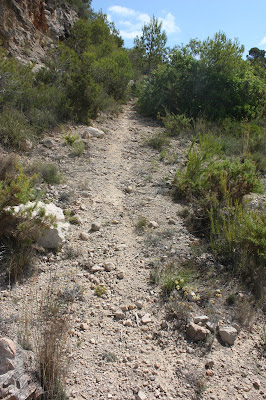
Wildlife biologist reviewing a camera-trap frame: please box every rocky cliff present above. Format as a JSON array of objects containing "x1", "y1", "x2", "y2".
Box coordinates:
[{"x1": 0, "y1": 0, "x2": 77, "y2": 64}]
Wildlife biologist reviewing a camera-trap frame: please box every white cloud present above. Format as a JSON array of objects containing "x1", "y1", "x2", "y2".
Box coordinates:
[
  {"x1": 120, "y1": 30, "x2": 142, "y2": 39},
  {"x1": 259, "y1": 36, "x2": 266, "y2": 46},
  {"x1": 138, "y1": 13, "x2": 150, "y2": 24},
  {"x1": 108, "y1": 5, "x2": 181, "y2": 43},
  {"x1": 108, "y1": 6, "x2": 137, "y2": 17},
  {"x1": 159, "y1": 13, "x2": 181, "y2": 35}
]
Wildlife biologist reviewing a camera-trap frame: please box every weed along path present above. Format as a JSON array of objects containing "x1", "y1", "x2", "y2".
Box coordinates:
[{"x1": 0, "y1": 101, "x2": 265, "y2": 400}]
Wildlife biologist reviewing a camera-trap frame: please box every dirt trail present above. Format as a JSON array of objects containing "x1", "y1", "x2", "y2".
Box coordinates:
[{"x1": 0, "y1": 102, "x2": 265, "y2": 400}]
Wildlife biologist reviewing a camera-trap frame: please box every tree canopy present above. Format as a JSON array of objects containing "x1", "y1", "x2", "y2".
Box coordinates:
[
  {"x1": 137, "y1": 32, "x2": 265, "y2": 121},
  {"x1": 132, "y1": 16, "x2": 167, "y2": 75}
]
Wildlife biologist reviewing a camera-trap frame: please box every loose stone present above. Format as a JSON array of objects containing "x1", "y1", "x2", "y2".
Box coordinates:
[
  {"x1": 117, "y1": 271, "x2": 124, "y2": 279},
  {"x1": 219, "y1": 325, "x2": 238, "y2": 345},
  {"x1": 136, "y1": 390, "x2": 147, "y2": 400},
  {"x1": 79, "y1": 232, "x2": 89, "y2": 241},
  {"x1": 125, "y1": 185, "x2": 133, "y2": 193},
  {"x1": 91, "y1": 221, "x2": 101, "y2": 231},
  {"x1": 186, "y1": 322, "x2": 209, "y2": 341},
  {"x1": 141, "y1": 314, "x2": 152, "y2": 324}
]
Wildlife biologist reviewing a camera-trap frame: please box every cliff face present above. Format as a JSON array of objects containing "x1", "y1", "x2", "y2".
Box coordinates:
[{"x1": 0, "y1": 0, "x2": 77, "y2": 64}]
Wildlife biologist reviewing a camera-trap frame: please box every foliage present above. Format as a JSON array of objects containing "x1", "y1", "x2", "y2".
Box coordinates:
[
  {"x1": 0, "y1": 155, "x2": 52, "y2": 281},
  {"x1": 64, "y1": 0, "x2": 92, "y2": 19},
  {"x1": 64, "y1": 210, "x2": 80, "y2": 225},
  {"x1": 247, "y1": 47, "x2": 266, "y2": 63},
  {"x1": 92, "y1": 49, "x2": 133, "y2": 100},
  {"x1": 69, "y1": 140, "x2": 85, "y2": 156},
  {"x1": 172, "y1": 132, "x2": 265, "y2": 297},
  {"x1": 94, "y1": 285, "x2": 107, "y2": 297},
  {"x1": 133, "y1": 15, "x2": 167, "y2": 75},
  {"x1": 0, "y1": 10, "x2": 132, "y2": 150},
  {"x1": 64, "y1": 132, "x2": 80, "y2": 146},
  {"x1": 247, "y1": 47, "x2": 266, "y2": 82},
  {"x1": 137, "y1": 32, "x2": 266, "y2": 121},
  {"x1": 210, "y1": 201, "x2": 265, "y2": 296},
  {"x1": 45, "y1": 14, "x2": 132, "y2": 123},
  {"x1": 0, "y1": 46, "x2": 65, "y2": 149},
  {"x1": 0, "y1": 108, "x2": 35, "y2": 150},
  {"x1": 135, "y1": 216, "x2": 148, "y2": 232},
  {"x1": 160, "y1": 112, "x2": 192, "y2": 137},
  {"x1": 172, "y1": 134, "x2": 263, "y2": 203},
  {"x1": 40, "y1": 163, "x2": 62, "y2": 184},
  {"x1": 161, "y1": 270, "x2": 189, "y2": 295},
  {"x1": 64, "y1": 132, "x2": 85, "y2": 156},
  {"x1": 147, "y1": 131, "x2": 170, "y2": 151}
]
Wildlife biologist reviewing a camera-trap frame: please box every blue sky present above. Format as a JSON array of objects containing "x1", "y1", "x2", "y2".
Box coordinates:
[{"x1": 91, "y1": 0, "x2": 266, "y2": 55}]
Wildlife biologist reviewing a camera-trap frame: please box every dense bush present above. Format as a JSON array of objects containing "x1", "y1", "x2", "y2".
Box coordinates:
[
  {"x1": 0, "y1": 155, "x2": 52, "y2": 281},
  {"x1": 172, "y1": 133, "x2": 265, "y2": 296},
  {"x1": 0, "y1": 46, "x2": 65, "y2": 149},
  {"x1": 0, "y1": 11, "x2": 133, "y2": 148},
  {"x1": 210, "y1": 201, "x2": 265, "y2": 297},
  {"x1": 160, "y1": 112, "x2": 192, "y2": 137},
  {"x1": 137, "y1": 32, "x2": 266, "y2": 121},
  {"x1": 42, "y1": 14, "x2": 133, "y2": 124}
]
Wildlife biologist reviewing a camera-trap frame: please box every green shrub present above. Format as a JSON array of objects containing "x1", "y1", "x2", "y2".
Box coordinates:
[
  {"x1": 173, "y1": 134, "x2": 262, "y2": 203},
  {"x1": 46, "y1": 15, "x2": 132, "y2": 124},
  {"x1": 92, "y1": 49, "x2": 133, "y2": 101},
  {"x1": 40, "y1": 163, "x2": 62, "y2": 184},
  {"x1": 0, "y1": 156, "x2": 52, "y2": 281},
  {"x1": 161, "y1": 271, "x2": 188, "y2": 295},
  {"x1": 70, "y1": 140, "x2": 85, "y2": 156},
  {"x1": 64, "y1": 210, "x2": 80, "y2": 224},
  {"x1": 0, "y1": 108, "x2": 35, "y2": 150},
  {"x1": 0, "y1": 46, "x2": 64, "y2": 143},
  {"x1": 161, "y1": 112, "x2": 192, "y2": 137},
  {"x1": 147, "y1": 132, "x2": 170, "y2": 151},
  {"x1": 135, "y1": 216, "x2": 148, "y2": 231},
  {"x1": 137, "y1": 32, "x2": 266, "y2": 121},
  {"x1": 94, "y1": 285, "x2": 107, "y2": 297},
  {"x1": 173, "y1": 133, "x2": 264, "y2": 297},
  {"x1": 210, "y1": 202, "x2": 265, "y2": 296},
  {"x1": 64, "y1": 132, "x2": 80, "y2": 146},
  {"x1": 0, "y1": 11, "x2": 132, "y2": 148}
]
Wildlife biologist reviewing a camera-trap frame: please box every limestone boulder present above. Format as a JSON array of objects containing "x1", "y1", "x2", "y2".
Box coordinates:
[
  {"x1": 83, "y1": 127, "x2": 105, "y2": 139},
  {"x1": 186, "y1": 322, "x2": 209, "y2": 341},
  {"x1": 0, "y1": 337, "x2": 42, "y2": 399},
  {"x1": 10, "y1": 201, "x2": 69, "y2": 249},
  {"x1": 219, "y1": 325, "x2": 238, "y2": 345}
]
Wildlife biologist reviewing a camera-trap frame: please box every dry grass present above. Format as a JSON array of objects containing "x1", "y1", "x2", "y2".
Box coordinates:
[
  {"x1": 19, "y1": 281, "x2": 71, "y2": 400},
  {"x1": 34, "y1": 286, "x2": 70, "y2": 400}
]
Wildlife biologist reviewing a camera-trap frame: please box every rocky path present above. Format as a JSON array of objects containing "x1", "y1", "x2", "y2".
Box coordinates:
[
  {"x1": 64, "y1": 102, "x2": 194, "y2": 399},
  {"x1": 0, "y1": 102, "x2": 265, "y2": 400}
]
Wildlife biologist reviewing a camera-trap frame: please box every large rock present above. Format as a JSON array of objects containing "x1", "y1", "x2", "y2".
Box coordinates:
[
  {"x1": 0, "y1": 0, "x2": 77, "y2": 64},
  {"x1": 83, "y1": 127, "x2": 105, "y2": 139},
  {"x1": 0, "y1": 337, "x2": 42, "y2": 399},
  {"x1": 0, "y1": 338, "x2": 16, "y2": 375},
  {"x1": 186, "y1": 322, "x2": 209, "y2": 341},
  {"x1": 35, "y1": 202, "x2": 69, "y2": 248},
  {"x1": 219, "y1": 325, "x2": 238, "y2": 345},
  {"x1": 11, "y1": 201, "x2": 69, "y2": 249}
]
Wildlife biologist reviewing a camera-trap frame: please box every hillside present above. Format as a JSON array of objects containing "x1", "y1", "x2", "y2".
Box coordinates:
[
  {"x1": 0, "y1": 2, "x2": 265, "y2": 400},
  {"x1": 0, "y1": 101, "x2": 265, "y2": 400},
  {"x1": 0, "y1": 0, "x2": 77, "y2": 64}
]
